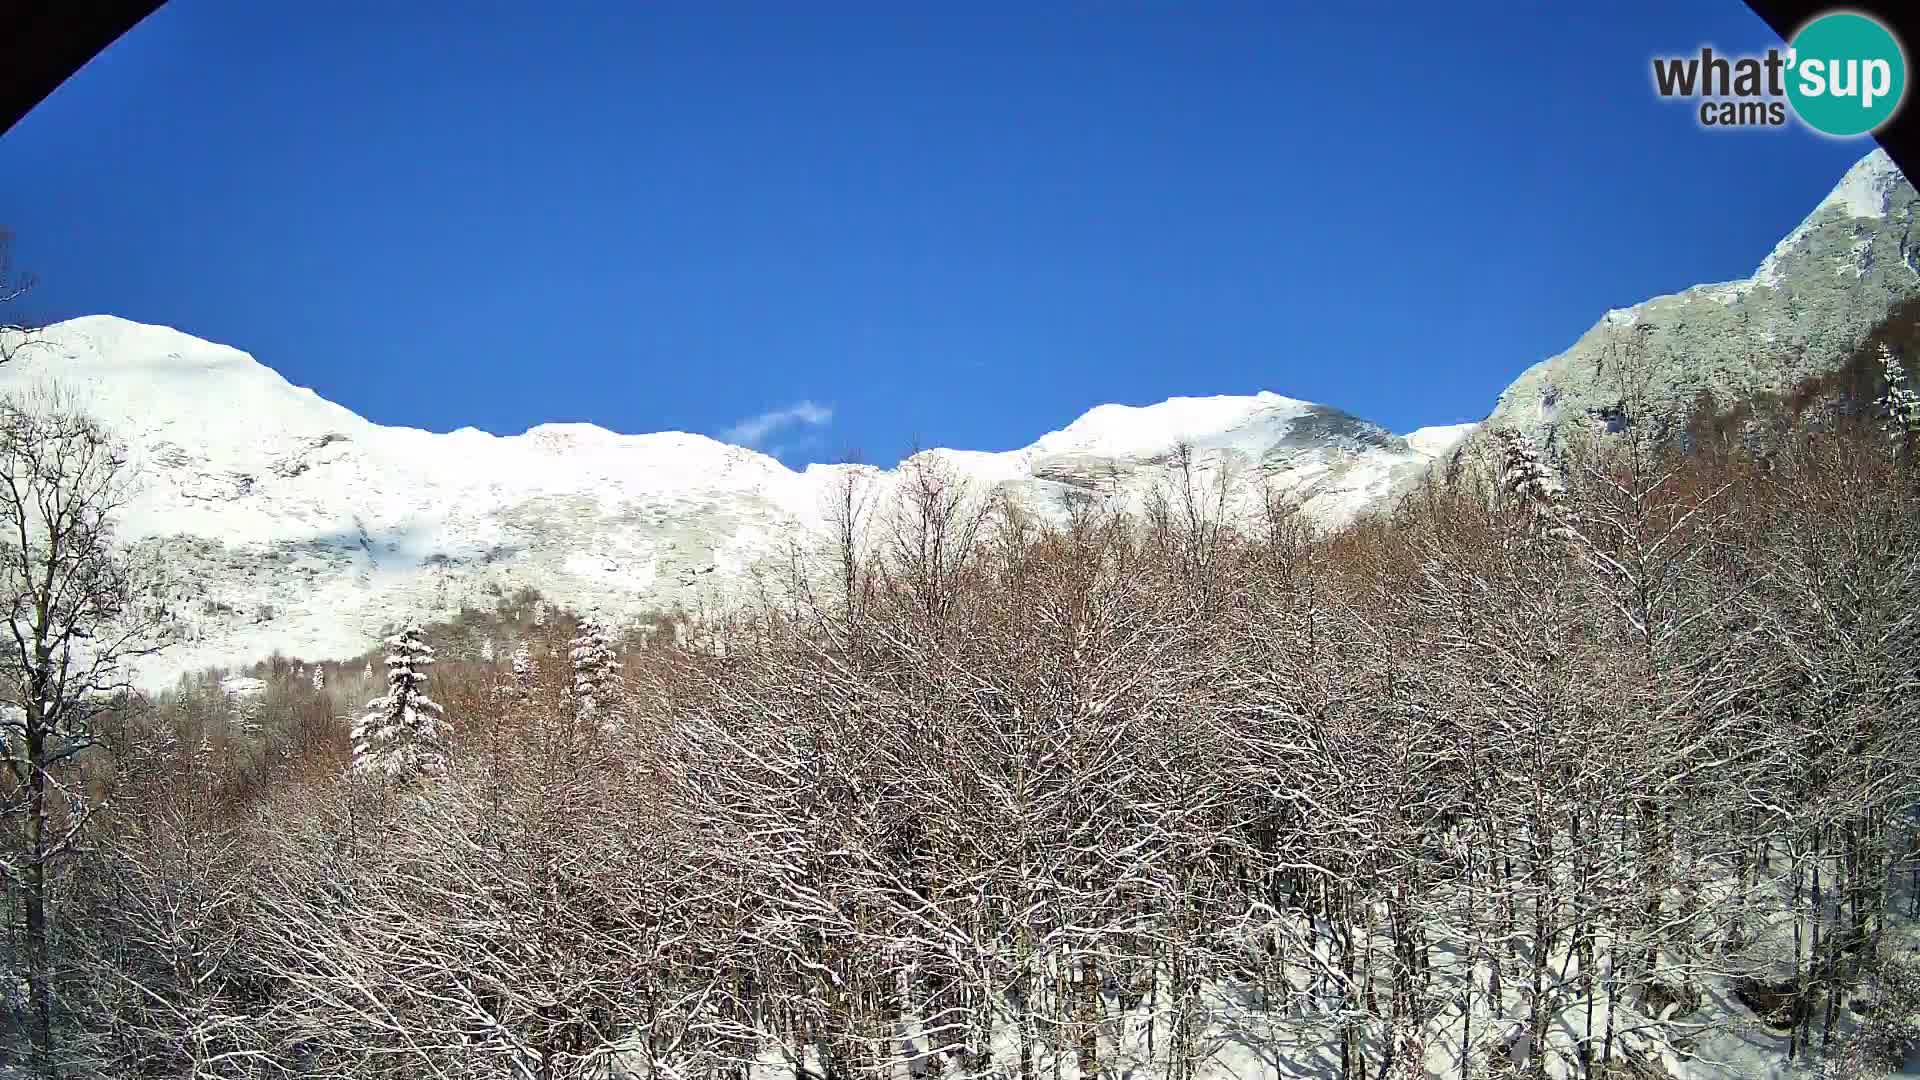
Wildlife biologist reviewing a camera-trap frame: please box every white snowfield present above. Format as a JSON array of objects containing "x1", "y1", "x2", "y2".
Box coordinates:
[{"x1": 0, "y1": 317, "x2": 1469, "y2": 689}]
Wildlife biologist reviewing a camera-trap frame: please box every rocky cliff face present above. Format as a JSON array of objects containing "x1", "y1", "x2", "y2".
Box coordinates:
[
  {"x1": 1476, "y1": 149, "x2": 1918, "y2": 459},
  {"x1": 0, "y1": 318, "x2": 1466, "y2": 689}
]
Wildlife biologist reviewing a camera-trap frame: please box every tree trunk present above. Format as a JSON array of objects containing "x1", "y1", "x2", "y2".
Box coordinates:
[
  {"x1": 23, "y1": 721, "x2": 54, "y2": 1076},
  {"x1": 1077, "y1": 953, "x2": 1100, "y2": 1080}
]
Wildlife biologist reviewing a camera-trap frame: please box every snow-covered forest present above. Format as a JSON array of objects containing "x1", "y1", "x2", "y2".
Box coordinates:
[{"x1": 5, "y1": 343, "x2": 1920, "y2": 1080}]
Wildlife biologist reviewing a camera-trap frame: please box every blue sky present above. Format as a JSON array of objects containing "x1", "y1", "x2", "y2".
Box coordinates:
[{"x1": 0, "y1": 1, "x2": 1877, "y2": 467}]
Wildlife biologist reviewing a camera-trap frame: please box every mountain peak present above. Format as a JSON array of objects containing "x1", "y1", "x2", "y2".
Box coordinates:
[
  {"x1": 1026, "y1": 391, "x2": 1319, "y2": 459},
  {"x1": 1, "y1": 317, "x2": 369, "y2": 452},
  {"x1": 518, "y1": 421, "x2": 622, "y2": 447},
  {"x1": 1823, "y1": 147, "x2": 1905, "y2": 219},
  {"x1": 24, "y1": 146, "x2": 1906, "y2": 690},
  {"x1": 1478, "y1": 145, "x2": 1919, "y2": 462},
  {"x1": 1744, "y1": 148, "x2": 1912, "y2": 288},
  {"x1": 31, "y1": 315, "x2": 251, "y2": 363},
  {"x1": 0, "y1": 322, "x2": 1436, "y2": 687}
]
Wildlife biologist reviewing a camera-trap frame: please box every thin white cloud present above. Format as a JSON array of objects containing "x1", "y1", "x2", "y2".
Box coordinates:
[
  {"x1": 766, "y1": 433, "x2": 826, "y2": 462},
  {"x1": 723, "y1": 400, "x2": 832, "y2": 449}
]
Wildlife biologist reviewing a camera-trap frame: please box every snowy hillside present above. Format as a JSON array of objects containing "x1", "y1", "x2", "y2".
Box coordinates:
[{"x1": 0, "y1": 318, "x2": 1461, "y2": 688}]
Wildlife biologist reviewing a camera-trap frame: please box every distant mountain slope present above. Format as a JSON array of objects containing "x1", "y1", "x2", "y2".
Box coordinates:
[
  {"x1": 1476, "y1": 149, "x2": 1918, "y2": 459},
  {"x1": 4, "y1": 149, "x2": 1907, "y2": 689},
  {"x1": 0, "y1": 317, "x2": 1459, "y2": 688}
]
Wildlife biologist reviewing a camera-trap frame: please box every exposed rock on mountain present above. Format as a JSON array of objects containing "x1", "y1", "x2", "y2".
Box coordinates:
[{"x1": 1479, "y1": 149, "x2": 1918, "y2": 459}]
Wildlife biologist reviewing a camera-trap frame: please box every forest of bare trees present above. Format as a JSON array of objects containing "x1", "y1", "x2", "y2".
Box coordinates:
[{"x1": 0, "y1": 344, "x2": 1918, "y2": 1079}]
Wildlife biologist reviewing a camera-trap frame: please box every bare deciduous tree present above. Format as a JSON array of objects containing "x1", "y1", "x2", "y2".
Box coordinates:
[
  {"x1": 0, "y1": 387, "x2": 171, "y2": 1071},
  {"x1": 0, "y1": 230, "x2": 39, "y2": 368}
]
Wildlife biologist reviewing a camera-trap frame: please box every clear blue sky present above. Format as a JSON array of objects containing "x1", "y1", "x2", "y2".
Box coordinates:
[{"x1": 0, "y1": 1, "x2": 1876, "y2": 466}]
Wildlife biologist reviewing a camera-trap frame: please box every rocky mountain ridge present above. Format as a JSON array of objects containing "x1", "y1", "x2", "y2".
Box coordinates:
[{"x1": 1476, "y1": 148, "x2": 1918, "y2": 460}]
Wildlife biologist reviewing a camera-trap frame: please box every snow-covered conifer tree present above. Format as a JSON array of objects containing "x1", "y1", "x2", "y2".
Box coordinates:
[
  {"x1": 511, "y1": 643, "x2": 534, "y2": 693},
  {"x1": 494, "y1": 642, "x2": 536, "y2": 704},
  {"x1": 568, "y1": 618, "x2": 622, "y2": 729},
  {"x1": 350, "y1": 625, "x2": 449, "y2": 783},
  {"x1": 1492, "y1": 428, "x2": 1573, "y2": 540},
  {"x1": 1876, "y1": 343, "x2": 1919, "y2": 452},
  {"x1": 311, "y1": 665, "x2": 324, "y2": 692}
]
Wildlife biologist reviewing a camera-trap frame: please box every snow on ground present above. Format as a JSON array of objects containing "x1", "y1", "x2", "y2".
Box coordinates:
[
  {"x1": 218, "y1": 675, "x2": 268, "y2": 697},
  {"x1": 713, "y1": 888, "x2": 1920, "y2": 1080}
]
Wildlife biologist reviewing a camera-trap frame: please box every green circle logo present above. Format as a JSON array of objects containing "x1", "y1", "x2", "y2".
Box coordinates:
[{"x1": 1787, "y1": 12, "x2": 1907, "y2": 136}]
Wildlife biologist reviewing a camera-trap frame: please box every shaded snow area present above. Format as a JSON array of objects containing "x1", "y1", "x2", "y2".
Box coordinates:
[
  {"x1": 694, "y1": 890, "x2": 1919, "y2": 1080},
  {"x1": 0, "y1": 318, "x2": 1456, "y2": 688}
]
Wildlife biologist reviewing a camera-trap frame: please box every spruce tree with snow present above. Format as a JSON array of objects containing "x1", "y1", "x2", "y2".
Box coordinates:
[
  {"x1": 568, "y1": 617, "x2": 622, "y2": 729},
  {"x1": 350, "y1": 624, "x2": 449, "y2": 783},
  {"x1": 494, "y1": 641, "x2": 536, "y2": 703},
  {"x1": 1492, "y1": 428, "x2": 1573, "y2": 541},
  {"x1": 311, "y1": 665, "x2": 324, "y2": 692},
  {"x1": 1876, "y1": 343, "x2": 1919, "y2": 454}
]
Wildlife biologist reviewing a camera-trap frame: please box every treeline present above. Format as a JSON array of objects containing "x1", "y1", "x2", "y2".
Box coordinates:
[{"x1": 8, "y1": 364, "x2": 1920, "y2": 1079}]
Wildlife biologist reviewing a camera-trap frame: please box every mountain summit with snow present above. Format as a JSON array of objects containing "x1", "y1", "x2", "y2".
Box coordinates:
[
  {"x1": 0, "y1": 316, "x2": 1466, "y2": 687},
  {"x1": 1480, "y1": 148, "x2": 1918, "y2": 457},
  {"x1": 2, "y1": 149, "x2": 1914, "y2": 689}
]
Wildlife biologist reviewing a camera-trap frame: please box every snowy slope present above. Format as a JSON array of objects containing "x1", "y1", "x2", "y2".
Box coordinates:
[{"x1": 0, "y1": 319, "x2": 1459, "y2": 688}]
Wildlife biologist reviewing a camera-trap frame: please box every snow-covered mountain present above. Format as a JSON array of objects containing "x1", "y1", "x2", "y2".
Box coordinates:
[
  {"x1": 0, "y1": 316, "x2": 1468, "y2": 688},
  {"x1": 3, "y1": 148, "x2": 1911, "y2": 690},
  {"x1": 1478, "y1": 148, "x2": 1918, "y2": 457}
]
